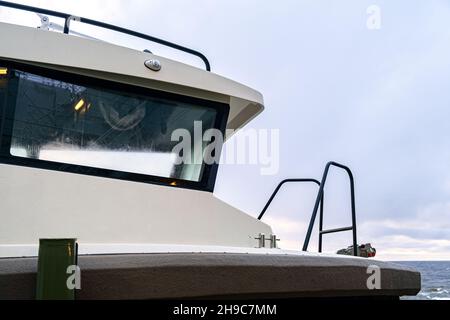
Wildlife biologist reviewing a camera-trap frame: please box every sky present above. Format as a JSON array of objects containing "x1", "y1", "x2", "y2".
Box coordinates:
[{"x1": 1, "y1": 0, "x2": 450, "y2": 260}]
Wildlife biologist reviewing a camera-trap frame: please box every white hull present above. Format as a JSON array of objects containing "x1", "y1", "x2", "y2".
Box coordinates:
[{"x1": 0, "y1": 164, "x2": 271, "y2": 256}]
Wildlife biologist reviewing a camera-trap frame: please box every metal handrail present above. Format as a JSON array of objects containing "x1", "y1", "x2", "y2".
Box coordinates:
[
  {"x1": 0, "y1": 0, "x2": 211, "y2": 71},
  {"x1": 258, "y1": 178, "x2": 323, "y2": 221},
  {"x1": 302, "y1": 161, "x2": 358, "y2": 256}
]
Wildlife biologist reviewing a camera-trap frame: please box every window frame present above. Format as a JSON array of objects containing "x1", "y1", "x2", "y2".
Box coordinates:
[{"x1": 0, "y1": 59, "x2": 229, "y2": 192}]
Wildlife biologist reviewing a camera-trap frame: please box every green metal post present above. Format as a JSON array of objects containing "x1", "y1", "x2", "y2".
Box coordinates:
[{"x1": 36, "y1": 238, "x2": 78, "y2": 300}]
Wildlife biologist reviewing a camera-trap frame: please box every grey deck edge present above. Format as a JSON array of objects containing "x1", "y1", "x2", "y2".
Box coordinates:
[{"x1": 0, "y1": 253, "x2": 421, "y2": 300}]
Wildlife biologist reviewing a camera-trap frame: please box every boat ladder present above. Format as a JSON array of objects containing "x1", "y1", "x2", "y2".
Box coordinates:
[{"x1": 258, "y1": 161, "x2": 358, "y2": 256}]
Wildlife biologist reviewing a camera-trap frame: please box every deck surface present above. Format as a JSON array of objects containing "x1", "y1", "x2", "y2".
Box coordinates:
[{"x1": 0, "y1": 253, "x2": 420, "y2": 299}]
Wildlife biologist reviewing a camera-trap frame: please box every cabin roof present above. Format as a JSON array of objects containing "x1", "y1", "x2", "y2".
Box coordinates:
[{"x1": 0, "y1": 22, "x2": 264, "y2": 135}]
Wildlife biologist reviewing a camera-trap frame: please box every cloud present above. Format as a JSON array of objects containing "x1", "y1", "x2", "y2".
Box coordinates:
[
  {"x1": 267, "y1": 214, "x2": 450, "y2": 261},
  {"x1": 262, "y1": 216, "x2": 309, "y2": 250},
  {"x1": 2, "y1": 0, "x2": 450, "y2": 261},
  {"x1": 356, "y1": 202, "x2": 450, "y2": 260},
  {"x1": 264, "y1": 216, "x2": 308, "y2": 234},
  {"x1": 371, "y1": 235, "x2": 450, "y2": 261}
]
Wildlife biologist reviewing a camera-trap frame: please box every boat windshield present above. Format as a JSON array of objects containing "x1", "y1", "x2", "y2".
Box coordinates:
[{"x1": 0, "y1": 65, "x2": 226, "y2": 188}]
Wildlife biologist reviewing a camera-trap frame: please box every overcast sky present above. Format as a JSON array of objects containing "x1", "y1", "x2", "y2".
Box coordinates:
[{"x1": 1, "y1": 0, "x2": 450, "y2": 260}]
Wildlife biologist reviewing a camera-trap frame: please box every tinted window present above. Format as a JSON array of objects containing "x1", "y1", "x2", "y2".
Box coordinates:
[{"x1": 0, "y1": 66, "x2": 225, "y2": 187}]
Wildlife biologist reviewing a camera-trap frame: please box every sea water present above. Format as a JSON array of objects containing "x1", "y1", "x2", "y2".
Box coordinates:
[{"x1": 395, "y1": 261, "x2": 450, "y2": 300}]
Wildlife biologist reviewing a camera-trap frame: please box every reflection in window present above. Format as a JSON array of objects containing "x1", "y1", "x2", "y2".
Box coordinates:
[{"x1": 7, "y1": 70, "x2": 217, "y2": 182}]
